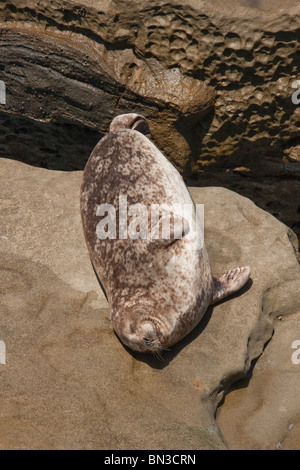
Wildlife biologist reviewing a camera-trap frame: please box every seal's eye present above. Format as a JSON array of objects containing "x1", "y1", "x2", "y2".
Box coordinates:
[{"x1": 129, "y1": 324, "x2": 135, "y2": 333}]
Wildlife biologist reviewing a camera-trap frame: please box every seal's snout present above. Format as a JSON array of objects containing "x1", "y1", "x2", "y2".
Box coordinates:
[
  {"x1": 138, "y1": 319, "x2": 164, "y2": 353},
  {"x1": 114, "y1": 313, "x2": 165, "y2": 353},
  {"x1": 140, "y1": 321, "x2": 155, "y2": 345}
]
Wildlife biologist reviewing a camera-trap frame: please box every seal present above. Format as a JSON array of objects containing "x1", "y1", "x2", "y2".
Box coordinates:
[{"x1": 80, "y1": 113, "x2": 250, "y2": 354}]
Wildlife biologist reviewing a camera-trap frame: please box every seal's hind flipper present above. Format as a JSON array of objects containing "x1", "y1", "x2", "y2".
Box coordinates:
[{"x1": 211, "y1": 266, "x2": 251, "y2": 305}]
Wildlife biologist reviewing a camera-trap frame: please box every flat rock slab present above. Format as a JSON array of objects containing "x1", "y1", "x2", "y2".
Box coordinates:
[{"x1": 0, "y1": 157, "x2": 299, "y2": 449}]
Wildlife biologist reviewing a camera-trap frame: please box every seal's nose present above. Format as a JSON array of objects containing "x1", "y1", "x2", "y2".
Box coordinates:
[{"x1": 140, "y1": 322, "x2": 155, "y2": 343}]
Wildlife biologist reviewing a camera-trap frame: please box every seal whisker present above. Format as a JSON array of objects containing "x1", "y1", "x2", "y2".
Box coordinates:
[{"x1": 153, "y1": 349, "x2": 164, "y2": 361}]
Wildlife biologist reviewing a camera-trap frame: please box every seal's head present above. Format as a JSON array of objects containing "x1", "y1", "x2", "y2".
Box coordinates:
[
  {"x1": 113, "y1": 305, "x2": 168, "y2": 354},
  {"x1": 109, "y1": 113, "x2": 151, "y2": 138}
]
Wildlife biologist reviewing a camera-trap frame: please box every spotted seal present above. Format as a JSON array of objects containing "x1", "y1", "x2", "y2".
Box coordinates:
[{"x1": 80, "y1": 113, "x2": 250, "y2": 354}]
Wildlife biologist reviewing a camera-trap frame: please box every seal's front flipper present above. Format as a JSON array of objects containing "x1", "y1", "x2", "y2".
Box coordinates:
[
  {"x1": 148, "y1": 212, "x2": 190, "y2": 251},
  {"x1": 211, "y1": 266, "x2": 251, "y2": 305}
]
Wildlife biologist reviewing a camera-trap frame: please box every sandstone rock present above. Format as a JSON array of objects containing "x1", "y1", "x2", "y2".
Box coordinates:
[
  {"x1": 0, "y1": 157, "x2": 299, "y2": 449},
  {"x1": 1, "y1": 0, "x2": 300, "y2": 251},
  {"x1": 217, "y1": 311, "x2": 300, "y2": 450},
  {"x1": 0, "y1": 0, "x2": 299, "y2": 170},
  {"x1": 284, "y1": 145, "x2": 300, "y2": 163},
  {"x1": 0, "y1": 1, "x2": 215, "y2": 171}
]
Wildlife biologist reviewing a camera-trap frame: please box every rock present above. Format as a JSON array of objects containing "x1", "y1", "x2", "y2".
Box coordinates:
[
  {"x1": 0, "y1": 157, "x2": 299, "y2": 449},
  {"x1": 284, "y1": 145, "x2": 300, "y2": 163},
  {"x1": 0, "y1": 0, "x2": 299, "y2": 170},
  {"x1": 1, "y1": 0, "x2": 300, "y2": 252},
  {"x1": 217, "y1": 311, "x2": 300, "y2": 450},
  {"x1": 0, "y1": 0, "x2": 215, "y2": 171}
]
